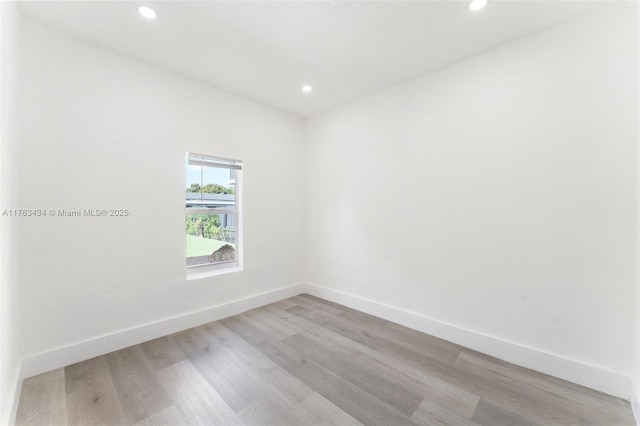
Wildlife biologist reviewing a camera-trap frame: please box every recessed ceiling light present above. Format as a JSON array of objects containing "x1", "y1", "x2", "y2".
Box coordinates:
[
  {"x1": 302, "y1": 85, "x2": 312, "y2": 93},
  {"x1": 138, "y1": 5, "x2": 157, "y2": 20},
  {"x1": 468, "y1": 0, "x2": 487, "y2": 11}
]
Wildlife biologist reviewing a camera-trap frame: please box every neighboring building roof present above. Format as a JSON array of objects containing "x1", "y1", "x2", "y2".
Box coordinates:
[
  {"x1": 186, "y1": 192, "x2": 235, "y2": 208},
  {"x1": 185, "y1": 192, "x2": 235, "y2": 201}
]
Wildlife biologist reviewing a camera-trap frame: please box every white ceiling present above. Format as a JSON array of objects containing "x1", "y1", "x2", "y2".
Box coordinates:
[{"x1": 19, "y1": 0, "x2": 608, "y2": 117}]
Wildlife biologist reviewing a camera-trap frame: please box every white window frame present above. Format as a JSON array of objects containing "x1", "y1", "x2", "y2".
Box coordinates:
[{"x1": 185, "y1": 152, "x2": 243, "y2": 279}]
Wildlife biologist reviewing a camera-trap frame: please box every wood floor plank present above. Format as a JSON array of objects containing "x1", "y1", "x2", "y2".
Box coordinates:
[
  {"x1": 268, "y1": 298, "x2": 299, "y2": 310},
  {"x1": 221, "y1": 313, "x2": 418, "y2": 425},
  {"x1": 15, "y1": 369, "x2": 67, "y2": 426},
  {"x1": 244, "y1": 306, "x2": 299, "y2": 339},
  {"x1": 291, "y1": 357, "x2": 419, "y2": 426},
  {"x1": 236, "y1": 397, "x2": 307, "y2": 426},
  {"x1": 289, "y1": 294, "x2": 344, "y2": 315},
  {"x1": 104, "y1": 345, "x2": 173, "y2": 424},
  {"x1": 219, "y1": 314, "x2": 309, "y2": 372},
  {"x1": 456, "y1": 350, "x2": 636, "y2": 425},
  {"x1": 252, "y1": 297, "x2": 483, "y2": 420},
  {"x1": 64, "y1": 356, "x2": 127, "y2": 426},
  {"x1": 139, "y1": 335, "x2": 186, "y2": 371},
  {"x1": 411, "y1": 398, "x2": 481, "y2": 426},
  {"x1": 253, "y1": 364, "x2": 315, "y2": 406},
  {"x1": 252, "y1": 301, "x2": 327, "y2": 338},
  {"x1": 132, "y1": 405, "x2": 186, "y2": 426},
  {"x1": 283, "y1": 332, "x2": 425, "y2": 416},
  {"x1": 471, "y1": 399, "x2": 539, "y2": 426},
  {"x1": 199, "y1": 320, "x2": 283, "y2": 369},
  {"x1": 15, "y1": 295, "x2": 635, "y2": 426},
  {"x1": 287, "y1": 392, "x2": 363, "y2": 426},
  {"x1": 296, "y1": 295, "x2": 630, "y2": 424},
  {"x1": 453, "y1": 351, "x2": 629, "y2": 425},
  {"x1": 287, "y1": 302, "x2": 579, "y2": 425},
  {"x1": 199, "y1": 320, "x2": 317, "y2": 414},
  {"x1": 289, "y1": 303, "x2": 460, "y2": 364},
  {"x1": 155, "y1": 359, "x2": 243, "y2": 425},
  {"x1": 170, "y1": 328, "x2": 262, "y2": 413},
  {"x1": 298, "y1": 294, "x2": 362, "y2": 317},
  {"x1": 175, "y1": 323, "x2": 313, "y2": 419}
]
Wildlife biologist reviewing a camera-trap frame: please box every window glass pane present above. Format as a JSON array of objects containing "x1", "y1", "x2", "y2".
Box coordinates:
[
  {"x1": 202, "y1": 166, "x2": 235, "y2": 199},
  {"x1": 186, "y1": 153, "x2": 241, "y2": 270},
  {"x1": 186, "y1": 164, "x2": 235, "y2": 198},
  {"x1": 186, "y1": 213, "x2": 236, "y2": 267}
]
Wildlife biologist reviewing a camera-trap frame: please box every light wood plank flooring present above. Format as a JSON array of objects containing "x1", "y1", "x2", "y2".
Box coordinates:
[{"x1": 15, "y1": 294, "x2": 635, "y2": 425}]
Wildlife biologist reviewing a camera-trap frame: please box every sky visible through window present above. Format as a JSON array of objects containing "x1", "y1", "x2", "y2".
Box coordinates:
[{"x1": 186, "y1": 164, "x2": 233, "y2": 189}]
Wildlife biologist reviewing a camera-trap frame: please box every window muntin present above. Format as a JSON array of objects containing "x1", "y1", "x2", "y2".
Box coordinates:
[{"x1": 186, "y1": 153, "x2": 241, "y2": 268}]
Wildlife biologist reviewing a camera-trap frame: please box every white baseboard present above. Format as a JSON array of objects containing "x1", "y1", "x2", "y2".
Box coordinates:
[
  {"x1": 632, "y1": 378, "x2": 640, "y2": 425},
  {"x1": 302, "y1": 282, "x2": 633, "y2": 401},
  {"x1": 2, "y1": 361, "x2": 22, "y2": 426},
  {"x1": 20, "y1": 283, "x2": 306, "y2": 381}
]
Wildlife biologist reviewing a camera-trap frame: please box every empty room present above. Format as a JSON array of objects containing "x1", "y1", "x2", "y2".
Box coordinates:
[{"x1": 1, "y1": 0, "x2": 639, "y2": 425}]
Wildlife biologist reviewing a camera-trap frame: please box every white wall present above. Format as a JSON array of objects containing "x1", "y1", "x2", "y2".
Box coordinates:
[
  {"x1": 635, "y1": 1, "x2": 640, "y2": 421},
  {"x1": 0, "y1": 1, "x2": 21, "y2": 424},
  {"x1": 16, "y1": 18, "x2": 305, "y2": 362},
  {"x1": 305, "y1": 3, "x2": 637, "y2": 395}
]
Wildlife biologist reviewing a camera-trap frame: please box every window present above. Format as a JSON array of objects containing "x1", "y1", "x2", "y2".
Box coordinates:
[{"x1": 186, "y1": 153, "x2": 242, "y2": 271}]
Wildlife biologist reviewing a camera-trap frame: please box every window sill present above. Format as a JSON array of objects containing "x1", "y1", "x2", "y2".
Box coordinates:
[{"x1": 186, "y1": 262, "x2": 242, "y2": 280}]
